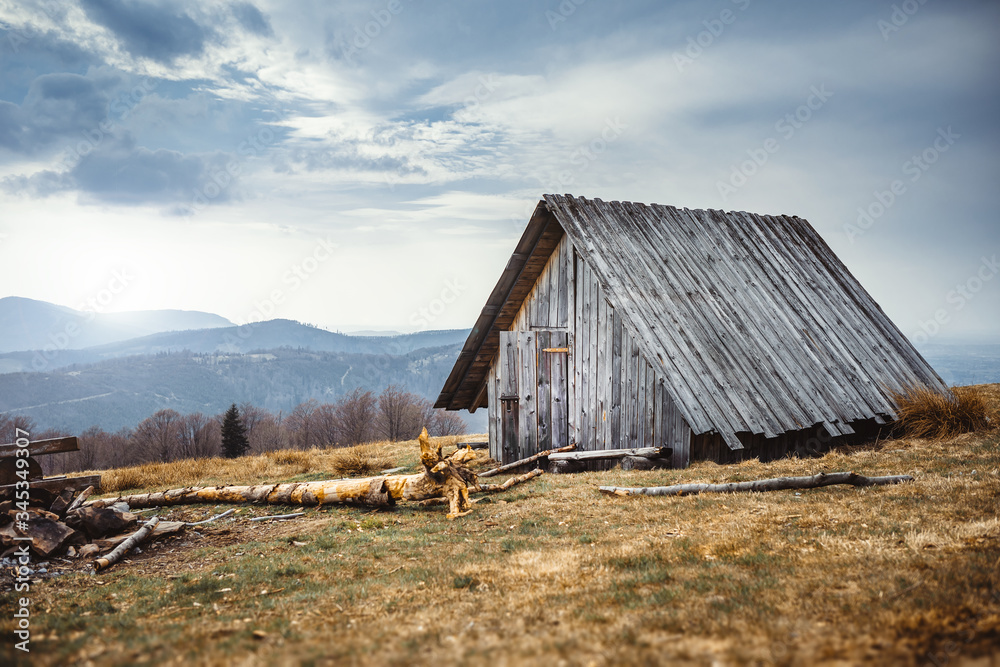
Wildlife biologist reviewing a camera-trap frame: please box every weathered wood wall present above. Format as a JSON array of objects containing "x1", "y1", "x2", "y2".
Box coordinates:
[{"x1": 488, "y1": 235, "x2": 692, "y2": 467}]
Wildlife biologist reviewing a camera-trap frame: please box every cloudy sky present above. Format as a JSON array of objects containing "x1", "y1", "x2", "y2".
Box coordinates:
[{"x1": 0, "y1": 0, "x2": 997, "y2": 342}]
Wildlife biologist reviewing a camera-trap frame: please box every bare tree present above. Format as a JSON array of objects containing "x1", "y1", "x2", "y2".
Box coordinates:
[
  {"x1": 177, "y1": 413, "x2": 220, "y2": 459},
  {"x1": 377, "y1": 385, "x2": 423, "y2": 442},
  {"x1": 248, "y1": 412, "x2": 289, "y2": 453},
  {"x1": 132, "y1": 409, "x2": 183, "y2": 463},
  {"x1": 239, "y1": 402, "x2": 268, "y2": 441},
  {"x1": 0, "y1": 414, "x2": 37, "y2": 443},
  {"x1": 335, "y1": 388, "x2": 377, "y2": 446},
  {"x1": 421, "y1": 403, "x2": 467, "y2": 436},
  {"x1": 286, "y1": 399, "x2": 320, "y2": 450}
]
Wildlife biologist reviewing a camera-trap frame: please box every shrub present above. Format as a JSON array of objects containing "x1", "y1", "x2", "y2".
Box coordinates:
[
  {"x1": 890, "y1": 385, "x2": 991, "y2": 440},
  {"x1": 329, "y1": 442, "x2": 395, "y2": 476}
]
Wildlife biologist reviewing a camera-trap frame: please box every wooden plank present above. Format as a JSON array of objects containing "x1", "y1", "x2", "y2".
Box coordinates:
[
  {"x1": 0, "y1": 436, "x2": 79, "y2": 458},
  {"x1": 644, "y1": 363, "x2": 655, "y2": 448},
  {"x1": 548, "y1": 242, "x2": 560, "y2": 329},
  {"x1": 566, "y1": 245, "x2": 579, "y2": 443},
  {"x1": 636, "y1": 353, "x2": 648, "y2": 448},
  {"x1": 596, "y1": 294, "x2": 608, "y2": 449},
  {"x1": 536, "y1": 331, "x2": 553, "y2": 452},
  {"x1": 610, "y1": 307, "x2": 623, "y2": 448},
  {"x1": 589, "y1": 263, "x2": 600, "y2": 450},
  {"x1": 487, "y1": 360, "x2": 498, "y2": 460},
  {"x1": 569, "y1": 251, "x2": 586, "y2": 448},
  {"x1": 0, "y1": 474, "x2": 100, "y2": 494},
  {"x1": 518, "y1": 331, "x2": 538, "y2": 458},
  {"x1": 579, "y1": 260, "x2": 592, "y2": 450},
  {"x1": 557, "y1": 235, "x2": 570, "y2": 328},
  {"x1": 499, "y1": 331, "x2": 520, "y2": 464}
]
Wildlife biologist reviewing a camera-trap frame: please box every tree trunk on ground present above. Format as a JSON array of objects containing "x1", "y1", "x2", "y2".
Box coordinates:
[
  {"x1": 94, "y1": 517, "x2": 160, "y2": 571},
  {"x1": 599, "y1": 472, "x2": 914, "y2": 497},
  {"x1": 109, "y1": 476, "x2": 394, "y2": 509}
]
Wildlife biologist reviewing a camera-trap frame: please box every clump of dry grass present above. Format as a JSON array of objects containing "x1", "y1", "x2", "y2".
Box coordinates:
[
  {"x1": 891, "y1": 384, "x2": 992, "y2": 440},
  {"x1": 328, "y1": 441, "x2": 396, "y2": 476},
  {"x1": 263, "y1": 448, "x2": 312, "y2": 466}
]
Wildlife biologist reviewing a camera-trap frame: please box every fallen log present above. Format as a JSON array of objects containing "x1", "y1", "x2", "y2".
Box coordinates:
[
  {"x1": 549, "y1": 447, "x2": 669, "y2": 463},
  {"x1": 94, "y1": 517, "x2": 160, "y2": 571},
  {"x1": 109, "y1": 476, "x2": 394, "y2": 510},
  {"x1": 478, "y1": 444, "x2": 576, "y2": 478},
  {"x1": 599, "y1": 471, "x2": 914, "y2": 497}
]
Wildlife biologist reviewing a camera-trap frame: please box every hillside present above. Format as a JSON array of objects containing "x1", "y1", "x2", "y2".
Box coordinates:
[
  {"x1": 2, "y1": 385, "x2": 998, "y2": 666},
  {"x1": 0, "y1": 319, "x2": 470, "y2": 373},
  {"x1": 0, "y1": 345, "x2": 470, "y2": 433},
  {"x1": 0, "y1": 296, "x2": 233, "y2": 353}
]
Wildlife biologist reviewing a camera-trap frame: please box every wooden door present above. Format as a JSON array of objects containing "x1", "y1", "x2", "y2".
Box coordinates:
[{"x1": 498, "y1": 330, "x2": 570, "y2": 464}]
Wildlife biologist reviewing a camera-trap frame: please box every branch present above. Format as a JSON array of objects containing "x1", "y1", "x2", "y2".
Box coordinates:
[
  {"x1": 478, "y1": 444, "x2": 576, "y2": 478},
  {"x1": 472, "y1": 468, "x2": 545, "y2": 493},
  {"x1": 599, "y1": 471, "x2": 913, "y2": 497},
  {"x1": 93, "y1": 517, "x2": 160, "y2": 572},
  {"x1": 248, "y1": 512, "x2": 305, "y2": 522},
  {"x1": 184, "y1": 508, "x2": 236, "y2": 526},
  {"x1": 65, "y1": 485, "x2": 95, "y2": 515}
]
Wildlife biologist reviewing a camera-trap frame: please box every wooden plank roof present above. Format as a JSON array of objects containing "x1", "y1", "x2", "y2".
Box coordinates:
[{"x1": 435, "y1": 195, "x2": 947, "y2": 447}]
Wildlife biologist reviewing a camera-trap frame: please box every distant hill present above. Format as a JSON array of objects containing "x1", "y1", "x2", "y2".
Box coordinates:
[
  {"x1": 0, "y1": 319, "x2": 471, "y2": 373},
  {"x1": 0, "y1": 345, "x2": 478, "y2": 434},
  {"x1": 0, "y1": 296, "x2": 233, "y2": 353}
]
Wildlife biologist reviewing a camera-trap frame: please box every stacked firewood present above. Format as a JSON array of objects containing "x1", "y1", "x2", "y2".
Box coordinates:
[{"x1": 0, "y1": 485, "x2": 184, "y2": 564}]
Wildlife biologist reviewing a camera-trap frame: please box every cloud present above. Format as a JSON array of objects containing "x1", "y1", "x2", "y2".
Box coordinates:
[
  {"x1": 0, "y1": 73, "x2": 114, "y2": 153},
  {"x1": 4, "y1": 134, "x2": 238, "y2": 206},
  {"x1": 79, "y1": 0, "x2": 209, "y2": 63},
  {"x1": 231, "y1": 2, "x2": 273, "y2": 37}
]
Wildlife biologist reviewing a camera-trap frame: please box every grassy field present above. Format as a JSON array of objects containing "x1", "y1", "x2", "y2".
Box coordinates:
[{"x1": 3, "y1": 386, "x2": 999, "y2": 666}]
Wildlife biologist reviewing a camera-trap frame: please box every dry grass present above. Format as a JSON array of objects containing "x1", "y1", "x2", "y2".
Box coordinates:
[
  {"x1": 328, "y1": 442, "x2": 396, "y2": 476},
  {"x1": 7, "y1": 394, "x2": 1000, "y2": 666},
  {"x1": 891, "y1": 384, "x2": 994, "y2": 440}
]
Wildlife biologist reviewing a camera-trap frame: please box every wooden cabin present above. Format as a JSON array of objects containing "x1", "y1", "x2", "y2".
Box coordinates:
[{"x1": 435, "y1": 194, "x2": 946, "y2": 468}]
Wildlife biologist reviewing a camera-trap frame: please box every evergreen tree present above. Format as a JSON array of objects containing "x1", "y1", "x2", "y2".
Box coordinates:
[{"x1": 221, "y1": 403, "x2": 250, "y2": 459}]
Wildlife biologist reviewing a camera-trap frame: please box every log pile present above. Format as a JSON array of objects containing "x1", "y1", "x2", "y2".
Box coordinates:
[{"x1": 0, "y1": 484, "x2": 176, "y2": 567}]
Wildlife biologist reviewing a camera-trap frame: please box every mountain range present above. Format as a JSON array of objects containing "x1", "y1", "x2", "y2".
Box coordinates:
[
  {"x1": 0, "y1": 298, "x2": 477, "y2": 434},
  {"x1": 0, "y1": 296, "x2": 233, "y2": 354}
]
